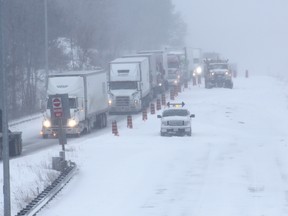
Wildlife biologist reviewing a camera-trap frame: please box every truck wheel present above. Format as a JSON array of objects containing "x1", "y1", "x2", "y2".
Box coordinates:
[
  {"x1": 103, "y1": 114, "x2": 107, "y2": 128},
  {"x1": 42, "y1": 134, "x2": 48, "y2": 139},
  {"x1": 187, "y1": 132, "x2": 192, "y2": 137}
]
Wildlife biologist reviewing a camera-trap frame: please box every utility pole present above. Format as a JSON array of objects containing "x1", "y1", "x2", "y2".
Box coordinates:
[
  {"x1": 44, "y1": 0, "x2": 49, "y2": 90},
  {"x1": 0, "y1": 0, "x2": 12, "y2": 215}
]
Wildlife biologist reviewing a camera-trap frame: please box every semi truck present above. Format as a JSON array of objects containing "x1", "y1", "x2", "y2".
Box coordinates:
[
  {"x1": 122, "y1": 52, "x2": 165, "y2": 95},
  {"x1": 191, "y1": 48, "x2": 203, "y2": 77},
  {"x1": 203, "y1": 58, "x2": 233, "y2": 89},
  {"x1": 137, "y1": 50, "x2": 169, "y2": 91},
  {"x1": 108, "y1": 57, "x2": 152, "y2": 113},
  {"x1": 0, "y1": 110, "x2": 22, "y2": 157},
  {"x1": 41, "y1": 69, "x2": 109, "y2": 138},
  {"x1": 167, "y1": 51, "x2": 184, "y2": 86}
]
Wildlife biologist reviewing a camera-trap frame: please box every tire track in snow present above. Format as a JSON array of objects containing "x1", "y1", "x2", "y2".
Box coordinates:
[{"x1": 139, "y1": 144, "x2": 213, "y2": 216}]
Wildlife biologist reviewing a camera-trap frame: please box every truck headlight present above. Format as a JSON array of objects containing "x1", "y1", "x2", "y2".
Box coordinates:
[
  {"x1": 108, "y1": 99, "x2": 113, "y2": 105},
  {"x1": 132, "y1": 92, "x2": 140, "y2": 100},
  {"x1": 196, "y1": 66, "x2": 202, "y2": 74},
  {"x1": 68, "y1": 119, "x2": 78, "y2": 127},
  {"x1": 174, "y1": 80, "x2": 178, "y2": 84},
  {"x1": 43, "y1": 119, "x2": 51, "y2": 128},
  {"x1": 134, "y1": 99, "x2": 140, "y2": 105}
]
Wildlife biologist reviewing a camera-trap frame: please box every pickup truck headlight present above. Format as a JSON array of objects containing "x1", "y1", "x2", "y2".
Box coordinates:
[
  {"x1": 67, "y1": 119, "x2": 78, "y2": 127},
  {"x1": 162, "y1": 121, "x2": 168, "y2": 126},
  {"x1": 184, "y1": 120, "x2": 191, "y2": 126},
  {"x1": 43, "y1": 119, "x2": 51, "y2": 128}
]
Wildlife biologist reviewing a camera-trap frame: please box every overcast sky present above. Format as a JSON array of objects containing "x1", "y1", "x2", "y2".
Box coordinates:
[{"x1": 173, "y1": 0, "x2": 288, "y2": 75}]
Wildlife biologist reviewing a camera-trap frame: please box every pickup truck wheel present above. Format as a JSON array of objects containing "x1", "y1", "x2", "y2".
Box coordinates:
[{"x1": 160, "y1": 132, "x2": 165, "y2": 136}]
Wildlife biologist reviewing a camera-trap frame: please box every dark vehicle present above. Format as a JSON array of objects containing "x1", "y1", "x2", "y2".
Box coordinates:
[{"x1": 0, "y1": 110, "x2": 22, "y2": 157}]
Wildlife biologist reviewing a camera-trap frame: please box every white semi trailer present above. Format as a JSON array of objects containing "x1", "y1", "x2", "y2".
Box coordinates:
[
  {"x1": 122, "y1": 53, "x2": 165, "y2": 95},
  {"x1": 108, "y1": 57, "x2": 152, "y2": 113},
  {"x1": 41, "y1": 69, "x2": 109, "y2": 138}
]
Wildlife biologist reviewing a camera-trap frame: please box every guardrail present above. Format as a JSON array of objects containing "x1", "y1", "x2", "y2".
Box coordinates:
[
  {"x1": 9, "y1": 113, "x2": 42, "y2": 127},
  {"x1": 15, "y1": 161, "x2": 77, "y2": 216}
]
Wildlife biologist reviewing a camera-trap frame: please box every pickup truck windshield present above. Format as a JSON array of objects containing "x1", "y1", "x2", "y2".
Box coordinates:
[
  {"x1": 109, "y1": 81, "x2": 137, "y2": 90},
  {"x1": 163, "y1": 109, "x2": 188, "y2": 117}
]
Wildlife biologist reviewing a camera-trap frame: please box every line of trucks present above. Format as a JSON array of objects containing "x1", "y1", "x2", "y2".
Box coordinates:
[
  {"x1": 40, "y1": 48, "x2": 234, "y2": 138},
  {"x1": 1, "y1": 48, "x2": 235, "y2": 157},
  {"x1": 41, "y1": 47, "x2": 193, "y2": 138}
]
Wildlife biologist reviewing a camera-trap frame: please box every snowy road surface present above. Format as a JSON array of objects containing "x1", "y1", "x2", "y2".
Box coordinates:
[{"x1": 1, "y1": 75, "x2": 288, "y2": 216}]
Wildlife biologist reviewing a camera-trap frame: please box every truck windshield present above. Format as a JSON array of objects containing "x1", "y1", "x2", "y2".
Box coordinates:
[
  {"x1": 163, "y1": 109, "x2": 188, "y2": 117},
  {"x1": 168, "y1": 61, "x2": 180, "y2": 69},
  {"x1": 168, "y1": 73, "x2": 177, "y2": 79},
  {"x1": 109, "y1": 81, "x2": 137, "y2": 90},
  {"x1": 47, "y1": 97, "x2": 77, "y2": 109},
  {"x1": 69, "y1": 98, "x2": 77, "y2": 109},
  {"x1": 209, "y1": 64, "x2": 228, "y2": 70}
]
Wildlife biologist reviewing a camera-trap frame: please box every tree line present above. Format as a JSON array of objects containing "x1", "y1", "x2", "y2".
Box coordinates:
[{"x1": 1, "y1": 0, "x2": 186, "y2": 118}]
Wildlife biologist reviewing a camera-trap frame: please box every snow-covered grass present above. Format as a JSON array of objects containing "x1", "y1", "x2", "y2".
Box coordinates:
[{"x1": 1, "y1": 75, "x2": 288, "y2": 216}]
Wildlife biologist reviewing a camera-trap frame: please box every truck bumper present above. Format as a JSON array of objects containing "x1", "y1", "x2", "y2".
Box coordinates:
[
  {"x1": 41, "y1": 126, "x2": 82, "y2": 138},
  {"x1": 109, "y1": 105, "x2": 142, "y2": 114}
]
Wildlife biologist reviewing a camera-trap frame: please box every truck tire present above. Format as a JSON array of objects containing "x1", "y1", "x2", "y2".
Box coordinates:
[
  {"x1": 42, "y1": 134, "x2": 48, "y2": 139},
  {"x1": 102, "y1": 113, "x2": 107, "y2": 128},
  {"x1": 95, "y1": 113, "x2": 107, "y2": 129}
]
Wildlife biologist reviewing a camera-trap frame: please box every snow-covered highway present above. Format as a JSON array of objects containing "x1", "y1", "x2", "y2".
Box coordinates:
[{"x1": 2, "y1": 75, "x2": 288, "y2": 216}]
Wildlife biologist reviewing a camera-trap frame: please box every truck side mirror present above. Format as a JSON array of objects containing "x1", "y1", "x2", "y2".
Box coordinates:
[
  {"x1": 190, "y1": 114, "x2": 195, "y2": 118},
  {"x1": 157, "y1": 115, "x2": 162, "y2": 118}
]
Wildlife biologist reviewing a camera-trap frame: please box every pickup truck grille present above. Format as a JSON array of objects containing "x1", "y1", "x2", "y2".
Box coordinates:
[
  {"x1": 168, "y1": 120, "x2": 184, "y2": 126},
  {"x1": 116, "y1": 96, "x2": 130, "y2": 107}
]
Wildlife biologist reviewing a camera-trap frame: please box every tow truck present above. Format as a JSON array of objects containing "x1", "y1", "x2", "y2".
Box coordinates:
[{"x1": 157, "y1": 102, "x2": 195, "y2": 136}]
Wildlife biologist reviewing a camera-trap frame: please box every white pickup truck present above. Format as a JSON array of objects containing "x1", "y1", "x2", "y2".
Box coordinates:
[{"x1": 157, "y1": 102, "x2": 195, "y2": 136}]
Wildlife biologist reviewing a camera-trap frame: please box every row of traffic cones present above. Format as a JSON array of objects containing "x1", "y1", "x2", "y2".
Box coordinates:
[{"x1": 112, "y1": 93, "x2": 170, "y2": 136}]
